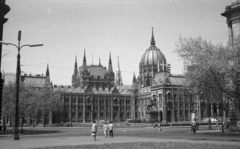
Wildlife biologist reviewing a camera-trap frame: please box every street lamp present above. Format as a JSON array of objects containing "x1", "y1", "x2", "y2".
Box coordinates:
[
  {"x1": 0, "y1": 30, "x2": 43, "y2": 140},
  {"x1": 21, "y1": 112, "x2": 24, "y2": 134}
]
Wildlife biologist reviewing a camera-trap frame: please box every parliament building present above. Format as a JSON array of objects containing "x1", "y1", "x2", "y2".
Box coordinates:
[
  {"x1": 52, "y1": 1, "x2": 240, "y2": 124},
  {"x1": 54, "y1": 29, "x2": 207, "y2": 124}
]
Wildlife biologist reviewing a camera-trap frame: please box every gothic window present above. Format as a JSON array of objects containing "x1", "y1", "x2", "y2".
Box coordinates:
[
  {"x1": 127, "y1": 113, "x2": 130, "y2": 118},
  {"x1": 78, "y1": 112, "x2": 82, "y2": 117},
  {"x1": 167, "y1": 92, "x2": 172, "y2": 99},
  {"x1": 72, "y1": 112, "x2": 75, "y2": 117},
  {"x1": 159, "y1": 94, "x2": 163, "y2": 104},
  {"x1": 174, "y1": 94, "x2": 177, "y2": 102},
  {"x1": 86, "y1": 96, "x2": 91, "y2": 104},
  {"x1": 114, "y1": 98, "x2": 118, "y2": 104}
]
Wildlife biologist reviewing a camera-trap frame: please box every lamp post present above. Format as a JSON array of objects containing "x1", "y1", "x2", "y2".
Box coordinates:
[
  {"x1": 0, "y1": 30, "x2": 43, "y2": 140},
  {"x1": 21, "y1": 112, "x2": 23, "y2": 134}
]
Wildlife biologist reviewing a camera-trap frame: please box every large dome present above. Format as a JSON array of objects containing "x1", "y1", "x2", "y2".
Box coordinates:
[{"x1": 140, "y1": 29, "x2": 166, "y2": 66}]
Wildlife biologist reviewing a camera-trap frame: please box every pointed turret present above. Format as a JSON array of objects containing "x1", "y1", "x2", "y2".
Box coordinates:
[
  {"x1": 46, "y1": 63, "x2": 50, "y2": 77},
  {"x1": 115, "y1": 56, "x2": 123, "y2": 86},
  {"x1": 45, "y1": 63, "x2": 51, "y2": 87},
  {"x1": 131, "y1": 72, "x2": 138, "y2": 91},
  {"x1": 108, "y1": 52, "x2": 113, "y2": 73},
  {"x1": 150, "y1": 27, "x2": 155, "y2": 46},
  {"x1": 82, "y1": 49, "x2": 87, "y2": 71},
  {"x1": 99, "y1": 57, "x2": 101, "y2": 66},
  {"x1": 132, "y1": 72, "x2": 136, "y2": 82},
  {"x1": 73, "y1": 55, "x2": 78, "y2": 76}
]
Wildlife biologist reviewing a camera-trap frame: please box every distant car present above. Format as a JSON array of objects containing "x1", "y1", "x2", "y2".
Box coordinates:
[
  {"x1": 202, "y1": 117, "x2": 217, "y2": 122},
  {"x1": 237, "y1": 121, "x2": 240, "y2": 130}
]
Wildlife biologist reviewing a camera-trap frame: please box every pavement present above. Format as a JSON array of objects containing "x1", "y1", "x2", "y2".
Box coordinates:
[
  {"x1": 0, "y1": 127, "x2": 240, "y2": 149},
  {"x1": 0, "y1": 134, "x2": 240, "y2": 149}
]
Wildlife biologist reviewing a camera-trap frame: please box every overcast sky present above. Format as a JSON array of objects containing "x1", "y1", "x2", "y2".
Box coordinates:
[{"x1": 2, "y1": 0, "x2": 231, "y2": 86}]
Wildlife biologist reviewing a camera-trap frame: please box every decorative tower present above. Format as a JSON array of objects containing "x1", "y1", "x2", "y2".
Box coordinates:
[
  {"x1": 45, "y1": 63, "x2": 51, "y2": 88},
  {"x1": 131, "y1": 72, "x2": 138, "y2": 119},
  {"x1": 151, "y1": 27, "x2": 155, "y2": 46},
  {"x1": 80, "y1": 49, "x2": 89, "y2": 88},
  {"x1": 72, "y1": 55, "x2": 79, "y2": 87},
  {"x1": 115, "y1": 56, "x2": 123, "y2": 86},
  {"x1": 107, "y1": 52, "x2": 115, "y2": 87},
  {"x1": 99, "y1": 57, "x2": 101, "y2": 66},
  {"x1": 139, "y1": 28, "x2": 166, "y2": 87},
  {"x1": 82, "y1": 49, "x2": 87, "y2": 72},
  {"x1": 73, "y1": 55, "x2": 78, "y2": 76},
  {"x1": 108, "y1": 52, "x2": 113, "y2": 73}
]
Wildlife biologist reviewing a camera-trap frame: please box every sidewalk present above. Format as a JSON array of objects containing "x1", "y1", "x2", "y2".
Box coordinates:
[{"x1": 0, "y1": 135, "x2": 240, "y2": 149}]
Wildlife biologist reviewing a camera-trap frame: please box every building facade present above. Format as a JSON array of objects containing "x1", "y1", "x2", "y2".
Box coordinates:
[
  {"x1": 54, "y1": 51, "x2": 132, "y2": 123},
  {"x1": 56, "y1": 29, "x2": 206, "y2": 123},
  {"x1": 221, "y1": 0, "x2": 240, "y2": 46},
  {"x1": 55, "y1": 1, "x2": 240, "y2": 124},
  {"x1": 3, "y1": 64, "x2": 51, "y2": 89}
]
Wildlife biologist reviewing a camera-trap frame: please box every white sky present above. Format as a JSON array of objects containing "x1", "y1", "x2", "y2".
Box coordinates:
[{"x1": 2, "y1": 0, "x2": 230, "y2": 86}]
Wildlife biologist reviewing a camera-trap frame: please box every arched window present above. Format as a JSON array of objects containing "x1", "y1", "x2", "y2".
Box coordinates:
[
  {"x1": 86, "y1": 96, "x2": 91, "y2": 104},
  {"x1": 174, "y1": 94, "x2": 177, "y2": 101},
  {"x1": 167, "y1": 92, "x2": 172, "y2": 99}
]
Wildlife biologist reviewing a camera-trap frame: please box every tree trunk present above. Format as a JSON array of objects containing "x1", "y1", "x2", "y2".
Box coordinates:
[
  {"x1": 208, "y1": 117, "x2": 212, "y2": 129},
  {"x1": 42, "y1": 111, "x2": 45, "y2": 127}
]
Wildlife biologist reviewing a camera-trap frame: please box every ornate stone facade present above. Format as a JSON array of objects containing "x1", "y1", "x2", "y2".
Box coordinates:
[{"x1": 55, "y1": 50, "x2": 131, "y2": 123}]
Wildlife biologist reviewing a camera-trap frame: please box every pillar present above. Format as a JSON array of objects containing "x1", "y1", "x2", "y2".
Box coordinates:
[
  {"x1": 111, "y1": 97, "x2": 113, "y2": 121},
  {"x1": 183, "y1": 90, "x2": 186, "y2": 121},
  {"x1": 68, "y1": 95, "x2": 72, "y2": 124},
  {"x1": 90, "y1": 95, "x2": 93, "y2": 121},
  {"x1": 177, "y1": 88, "x2": 180, "y2": 122},
  {"x1": 82, "y1": 95, "x2": 85, "y2": 123},
  {"x1": 97, "y1": 96, "x2": 100, "y2": 121},
  {"x1": 227, "y1": 21, "x2": 234, "y2": 46},
  {"x1": 76, "y1": 95, "x2": 79, "y2": 123},
  {"x1": 124, "y1": 97, "x2": 127, "y2": 121},
  {"x1": 162, "y1": 90, "x2": 166, "y2": 123}
]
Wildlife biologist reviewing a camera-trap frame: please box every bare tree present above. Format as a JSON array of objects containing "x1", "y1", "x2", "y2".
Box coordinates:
[{"x1": 175, "y1": 36, "x2": 240, "y2": 130}]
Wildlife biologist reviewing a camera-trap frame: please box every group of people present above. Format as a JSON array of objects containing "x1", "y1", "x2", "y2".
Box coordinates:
[
  {"x1": 153, "y1": 122, "x2": 162, "y2": 131},
  {"x1": 91, "y1": 121, "x2": 114, "y2": 141}
]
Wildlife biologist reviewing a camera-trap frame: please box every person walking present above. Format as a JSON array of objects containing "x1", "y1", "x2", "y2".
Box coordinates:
[
  {"x1": 109, "y1": 122, "x2": 113, "y2": 137},
  {"x1": 92, "y1": 121, "x2": 98, "y2": 141},
  {"x1": 192, "y1": 121, "x2": 197, "y2": 134},
  {"x1": 158, "y1": 122, "x2": 161, "y2": 131},
  {"x1": 103, "y1": 122, "x2": 109, "y2": 137}
]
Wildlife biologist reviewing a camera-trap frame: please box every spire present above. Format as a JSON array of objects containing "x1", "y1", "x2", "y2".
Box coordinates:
[
  {"x1": 108, "y1": 52, "x2": 113, "y2": 73},
  {"x1": 73, "y1": 55, "x2": 78, "y2": 76},
  {"x1": 151, "y1": 27, "x2": 155, "y2": 46},
  {"x1": 117, "y1": 56, "x2": 120, "y2": 72},
  {"x1": 131, "y1": 72, "x2": 138, "y2": 91},
  {"x1": 115, "y1": 56, "x2": 123, "y2": 86},
  {"x1": 46, "y1": 63, "x2": 50, "y2": 76},
  {"x1": 132, "y1": 72, "x2": 136, "y2": 82},
  {"x1": 82, "y1": 49, "x2": 87, "y2": 71},
  {"x1": 45, "y1": 63, "x2": 51, "y2": 88},
  {"x1": 99, "y1": 57, "x2": 101, "y2": 66}
]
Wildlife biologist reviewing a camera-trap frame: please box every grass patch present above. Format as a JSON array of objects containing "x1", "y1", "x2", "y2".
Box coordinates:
[{"x1": 29, "y1": 142, "x2": 239, "y2": 149}]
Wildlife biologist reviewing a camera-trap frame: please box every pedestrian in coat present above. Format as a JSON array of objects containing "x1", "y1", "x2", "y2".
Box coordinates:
[
  {"x1": 103, "y1": 122, "x2": 109, "y2": 137},
  {"x1": 92, "y1": 121, "x2": 98, "y2": 141},
  {"x1": 108, "y1": 122, "x2": 114, "y2": 137}
]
